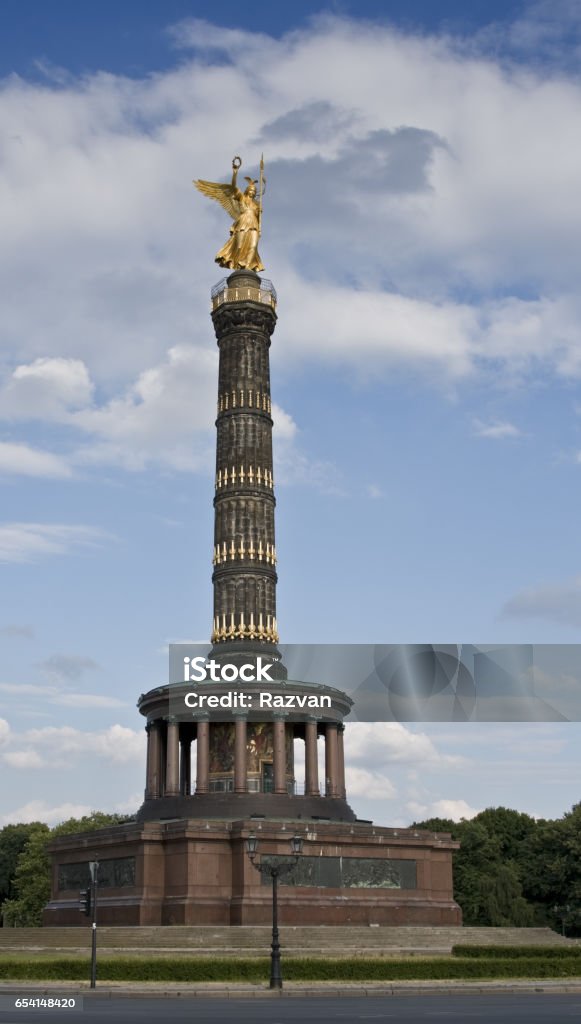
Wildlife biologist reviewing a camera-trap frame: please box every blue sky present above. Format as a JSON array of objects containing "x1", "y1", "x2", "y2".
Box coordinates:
[{"x1": 1, "y1": 0, "x2": 581, "y2": 828}]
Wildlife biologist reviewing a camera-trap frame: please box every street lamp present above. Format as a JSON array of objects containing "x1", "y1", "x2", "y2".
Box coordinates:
[{"x1": 245, "y1": 832, "x2": 303, "y2": 989}]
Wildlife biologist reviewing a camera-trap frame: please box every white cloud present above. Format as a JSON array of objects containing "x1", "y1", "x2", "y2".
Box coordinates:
[
  {"x1": 69, "y1": 345, "x2": 218, "y2": 471},
  {"x1": 20, "y1": 724, "x2": 144, "y2": 763},
  {"x1": 0, "y1": 442, "x2": 71, "y2": 478},
  {"x1": 0, "y1": 522, "x2": 111, "y2": 563},
  {"x1": 0, "y1": 718, "x2": 10, "y2": 745},
  {"x1": 0, "y1": 357, "x2": 93, "y2": 420},
  {"x1": 0, "y1": 17, "x2": 580, "y2": 416},
  {"x1": 345, "y1": 722, "x2": 463, "y2": 767},
  {"x1": 502, "y1": 575, "x2": 581, "y2": 628},
  {"x1": 2, "y1": 749, "x2": 44, "y2": 769},
  {"x1": 429, "y1": 798, "x2": 480, "y2": 821},
  {"x1": 473, "y1": 419, "x2": 523, "y2": 439},
  {"x1": 0, "y1": 681, "x2": 125, "y2": 709},
  {"x1": 1, "y1": 18, "x2": 581, "y2": 482},
  {"x1": 0, "y1": 800, "x2": 94, "y2": 827},
  {"x1": 345, "y1": 765, "x2": 396, "y2": 799},
  {"x1": 52, "y1": 693, "x2": 126, "y2": 709},
  {"x1": 0, "y1": 791, "x2": 140, "y2": 826},
  {"x1": 271, "y1": 403, "x2": 297, "y2": 440}
]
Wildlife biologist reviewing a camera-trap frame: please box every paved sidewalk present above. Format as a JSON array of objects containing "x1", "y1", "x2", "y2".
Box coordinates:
[{"x1": 2, "y1": 980, "x2": 581, "y2": 998}]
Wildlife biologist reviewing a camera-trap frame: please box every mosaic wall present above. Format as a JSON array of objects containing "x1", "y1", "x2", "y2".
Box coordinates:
[
  {"x1": 58, "y1": 857, "x2": 136, "y2": 891},
  {"x1": 208, "y1": 721, "x2": 294, "y2": 776},
  {"x1": 209, "y1": 722, "x2": 234, "y2": 773},
  {"x1": 260, "y1": 856, "x2": 417, "y2": 890}
]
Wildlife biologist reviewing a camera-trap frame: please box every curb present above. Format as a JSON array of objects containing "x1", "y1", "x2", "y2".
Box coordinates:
[{"x1": 2, "y1": 981, "x2": 581, "y2": 999}]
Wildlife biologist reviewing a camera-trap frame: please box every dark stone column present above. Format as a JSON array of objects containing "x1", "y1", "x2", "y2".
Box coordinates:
[
  {"x1": 325, "y1": 723, "x2": 339, "y2": 798},
  {"x1": 273, "y1": 717, "x2": 286, "y2": 794},
  {"x1": 196, "y1": 718, "x2": 210, "y2": 794},
  {"x1": 234, "y1": 715, "x2": 248, "y2": 793},
  {"x1": 165, "y1": 718, "x2": 180, "y2": 797},
  {"x1": 337, "y1": 724, "x2": 346, "y2": 800},
  {"x1": 210, "y1": 271, "x2": 279, "y2": 656},
  {"x1": 146, "y1": 721, "x2": 161, "y2": 799},
  {"x1": 180, "y1": 736, "x2": 192, "y2": 796},
  {"x1": 145, "y1": 724, "x2": 151, "y2": 798},
  {"x1": 305, "y1": 719, "x2": 319, "y2": 796}
]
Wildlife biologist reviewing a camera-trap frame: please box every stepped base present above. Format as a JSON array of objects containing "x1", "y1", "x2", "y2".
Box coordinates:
[{"x1": 4, "y1": 926, "x2": 570, "y2": 956}]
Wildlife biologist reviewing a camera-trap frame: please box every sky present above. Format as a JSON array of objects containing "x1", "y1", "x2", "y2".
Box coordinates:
[{"x1": 1, "y1": 0, "x2": 581, "y2": 830}]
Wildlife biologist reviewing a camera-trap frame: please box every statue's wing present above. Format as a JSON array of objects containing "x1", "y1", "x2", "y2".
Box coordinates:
[{"x1": 194, "y1": 179, "x2": 240, "y2": 220}]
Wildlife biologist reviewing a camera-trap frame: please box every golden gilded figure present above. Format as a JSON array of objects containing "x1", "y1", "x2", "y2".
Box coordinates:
[{"x1": 194, "y1": 155, "x2": 265, "y2": 272}]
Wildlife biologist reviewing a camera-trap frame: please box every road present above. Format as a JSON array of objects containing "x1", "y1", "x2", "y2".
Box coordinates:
[{"x1": 2, "y1": 994, "x2": 581, "y2": 1023}]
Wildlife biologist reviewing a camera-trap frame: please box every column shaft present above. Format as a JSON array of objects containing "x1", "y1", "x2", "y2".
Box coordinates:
[
  {"x1": 305, "y1": 720, "x2": 319, "y2": 796},
  {"x1": 196, "y1": 720, "x2": 210, "y2": 794},
  {"x1": 165, "y1": 720, "x2": 180, "y2": 797},
  {"x1": 273, "y1": 718, "x2": 287, "y2": 794},
  {"x1": 180, "y1": 738, "x2": 192, "y2": 796},
  {"x1": 337, "y1": 725, "x2": 346, "y2": 799},
  {"x1": 147, "y1": 722, "x2": 161, "y2": 799},
  {"x1": 234, "y1": 717, "x2": 248, "y2": 793},
  {"x1": 325, "y1": 723, "x2": 339, "y2": 798}
]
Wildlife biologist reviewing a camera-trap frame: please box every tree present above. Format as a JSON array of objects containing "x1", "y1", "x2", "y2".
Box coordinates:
[
  {"x1": 1, "y1": 812, "x2": 132, "y2": 927},
  {"x1": 0, "y1": 823, "x2": 45, "y2": 911},
  {"x1": 1, "y1": 825, "x2": 50, "y2": 927},
  {"x1": 523, "y1": 805, "x2": 581, "y2": 935},
  {"x1": 413, "y1": 810, "x2": 535, "y2": 926}
]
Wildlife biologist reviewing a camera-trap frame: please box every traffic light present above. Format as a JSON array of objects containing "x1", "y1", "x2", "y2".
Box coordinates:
[{"x1": 79, "y1": 888, "x2": 91, "y2": 917}]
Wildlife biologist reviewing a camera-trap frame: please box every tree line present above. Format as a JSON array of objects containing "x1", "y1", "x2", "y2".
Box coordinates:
[
  {"x1": 414, "y1": 804, "x2": 581, "y2": 935},
  {"x1": 0, "y1": 813, "x2": 130, "y2": 927},
  {"x1": 0, "y1": 804, "x2": 579, "y2": 930}
]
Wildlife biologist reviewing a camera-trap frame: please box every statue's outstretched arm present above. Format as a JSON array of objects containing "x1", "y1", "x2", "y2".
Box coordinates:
[{"x1": 231, "y1": 155, "x2": 242, "y2": 190}]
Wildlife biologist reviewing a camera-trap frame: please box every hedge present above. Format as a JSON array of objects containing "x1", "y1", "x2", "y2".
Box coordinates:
[
  {"x1": 453, "y1": 945, "x2": 581, "y2": 960},
  {"x1": 1, "y1": 956, "x2": 581, "y2": 982}
]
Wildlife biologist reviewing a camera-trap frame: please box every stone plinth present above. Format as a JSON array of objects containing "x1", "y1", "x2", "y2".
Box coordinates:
[{"x1": 44, "y1": 818, "x2": 461, "y2": 927}]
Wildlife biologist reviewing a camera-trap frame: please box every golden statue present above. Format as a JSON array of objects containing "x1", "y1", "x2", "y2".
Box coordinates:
[{"x1": 194, "y1": 155, "x2": 265, "y2": 272}]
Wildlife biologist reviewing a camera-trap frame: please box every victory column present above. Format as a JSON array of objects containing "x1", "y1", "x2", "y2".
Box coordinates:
[{"x1": 44, "y1": 156, "x2": 460, "y2": 928}]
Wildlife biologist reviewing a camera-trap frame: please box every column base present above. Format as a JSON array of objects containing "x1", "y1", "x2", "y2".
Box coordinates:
[{"x1": 135, "y1": 791, "x2": 358, "y2": 823}]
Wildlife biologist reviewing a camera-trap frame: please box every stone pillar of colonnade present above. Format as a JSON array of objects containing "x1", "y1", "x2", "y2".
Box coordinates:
[
  {"x1": 337, "y1": 723, "x2": 346, "y2": 800},
  {"x1": 180, "y1": 734, "x2": 192, "y2": 796},
  {"x1": 234, "y1": 716, "x2": 248, "y2": 793},
  {"x1": 325, "y1": 722, "x2": 339, "y2": 798},
  {"x1": 273, "y1": 717, "x2": 287, "y2": 794},
  {"x1": 165, "y1": 718, "x2": 180, "y2": 797},
  {"x1": 195, "y1": 718, "x2": 210, "y2": 794},
  {"x1": 305, "y1": 719, "x2": 320, "y2": 796},
  {"x1": 145, "y1": 721, "x2": 162, "y2": 799}
]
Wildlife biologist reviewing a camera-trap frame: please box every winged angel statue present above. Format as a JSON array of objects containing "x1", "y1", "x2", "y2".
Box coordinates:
[{"x1": 194, "y1": 156, "x2": 265, "y2": 272}]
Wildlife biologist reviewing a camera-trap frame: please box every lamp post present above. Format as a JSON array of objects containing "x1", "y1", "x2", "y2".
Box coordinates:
[
  {"x1": 88, "y1": 860, "x2": 99, "y2": 989},
  {"x1": 245, "y1": 833, "x2": 303, "y2": 989}
]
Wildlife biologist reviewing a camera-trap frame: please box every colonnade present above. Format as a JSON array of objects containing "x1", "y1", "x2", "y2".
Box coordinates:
[{"x1": 144, "y1": 718, "x2": 346, "y2": 801}]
